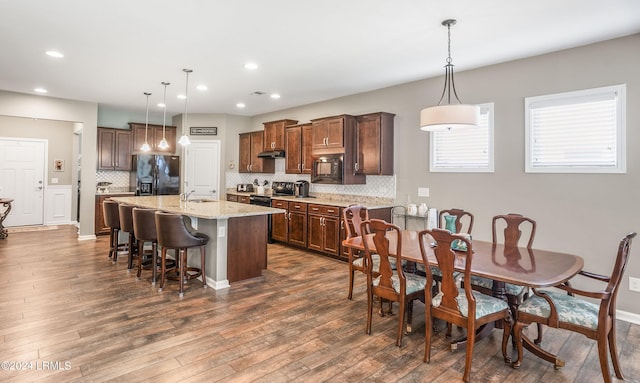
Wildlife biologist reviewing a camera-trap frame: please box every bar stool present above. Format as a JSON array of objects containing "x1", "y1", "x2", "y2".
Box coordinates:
[
  {"x1": 155, "y1": 211, "x2": 209, "y2": 296},
  {"x1": 103, "y1": 200, "x2": 128, "y2": 262},
  {"x1": 118, "y1": 204, "x2": 138, "y2": 270},
  {"x1": 132, "y1": 207, "x2": 160, "y2": 285}
]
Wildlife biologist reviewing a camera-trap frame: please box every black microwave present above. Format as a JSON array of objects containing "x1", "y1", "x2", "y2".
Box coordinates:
[{"x1": 311, "y1": 154, "x2": 343, "y2": 184}]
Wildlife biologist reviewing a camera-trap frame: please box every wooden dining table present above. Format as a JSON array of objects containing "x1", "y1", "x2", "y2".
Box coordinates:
[{"x1": 342, "y1": 229, "x2": 584, "y2": 365}]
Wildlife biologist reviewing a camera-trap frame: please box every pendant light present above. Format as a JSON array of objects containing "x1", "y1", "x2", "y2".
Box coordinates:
[
  {"x1": 178, "y1": 68, "x2": 192, "y2": 146},
  {"x1": 420, "y1": 19, "x2": 479, "y2": 131},
  {"x1": 140, "y1": 92, "x2": 152, "y2": 152},
  {"x1": 158, "y1": 81, "x2": 170, "y2": 150}
]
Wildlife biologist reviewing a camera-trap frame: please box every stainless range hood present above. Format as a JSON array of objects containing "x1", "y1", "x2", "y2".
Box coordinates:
[{"x1": 257, "y1": 150, "x2": 285, "y2": 158}]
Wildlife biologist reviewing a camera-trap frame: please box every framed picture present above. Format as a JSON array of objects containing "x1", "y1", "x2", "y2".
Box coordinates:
[
  {"x1": 190, "y1": 127, "x2": 217, "y2": 136},
  {"x1": 54, "y1": 159, "x2": 64, "y2": 172}
]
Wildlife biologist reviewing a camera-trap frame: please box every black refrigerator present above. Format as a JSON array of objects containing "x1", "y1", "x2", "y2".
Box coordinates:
[{"x1": 131, "y1": 155, "x2": 181, "y2": 195}]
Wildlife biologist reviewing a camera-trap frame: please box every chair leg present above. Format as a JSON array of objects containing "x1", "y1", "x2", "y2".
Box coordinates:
[
  {"x1": 127, "y1": 232, "x2": 135, "y2": 270},
  {"x1": 366, "y1": 291, "x2": 373, "y2": 335},
  {"x1": 200, "y1": 246, "x2": 207, "y2": 288},
  {"x1": 407, "y1": 300, "x2": 414, "y2": 333},
  {"x1": 159, "y1": 247, "x2": 167, "y2": 291},
  {"x1": 396, "y1": 298, "x2": 406, "y2": 347},
  {"x1": 596, "y1": 338, "x2": 613, "y2": 383},
  {"x1": 502, "y1": 317, "x2": 513, "y2": 363},
  {"x1": 136, "y1": 240, "x2": 144, "y2": 278},
  {"x1": 348, "y1": 267, "x2": 355, "y2": 300},
  {"x1": 535, "y1": 323, "x2": 543, "y2": 345},
  {"x1": 424, "y1": 307, "x2": 432, "y2": 363},
  {"x1": 151, "y1": 243, "x2": 158, "y2": 286},
  {"x1": 463, "y1": 319, "x2": 476, "y2": 383},
  {"x1": 511, "y1": 321, "x2": 526, "y2": 369},
  {"x1": 606, "y1": 321, "x2": 624, "y2": 379},
  {"x1": 179, "y1": 249, "x2": 186, "y2": 297}
]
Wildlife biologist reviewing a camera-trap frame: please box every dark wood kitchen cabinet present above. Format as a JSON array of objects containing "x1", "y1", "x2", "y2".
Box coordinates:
[
  {"x1": 97, "y1": 127, "x2": 131, "y2": 170},
  {"x1": 129, "y1": 123, "x2": 177, "y2": 154},
  {"x1": 272, "y1": 200, "x2": 307, "y2": 247},
  {"x1": 307, "y1": 204, "x2": 341, "y2": 255},
  {"x1": 239, "y1": 131, "x2": 274, "y2": 173},
  {"x1": 355, "y1": 112, "x2": 395, "y2": 175},
  {"x1": 95, "y1": 194, "x2": 133, "y2": 235},
  {"x1": 285, "y1": 123, "x2": 313, "y2": 174},
  {"x1": 311, "y1": 115, "x2": 356, "y2": 152},
  {"x1": 263, "y1": 119, "x2": 298, "y2": 151}
]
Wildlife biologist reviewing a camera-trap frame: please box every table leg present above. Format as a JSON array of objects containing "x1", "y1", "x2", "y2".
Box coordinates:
[{"x1": 0, "y1": 200, "x2": 13, "y2": 239}]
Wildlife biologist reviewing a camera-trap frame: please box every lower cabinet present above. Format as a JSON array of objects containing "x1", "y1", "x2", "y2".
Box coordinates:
[
  {"x1": 272, "y1": 200, "x2": 308, "y2": 247},
  {"x1": 307, "y1": 204, "x2": 341, "y2": 256},
  {"x1": 340, "y1": 206, "x2": 392, "y2": 259},
  {"x1": 226, "y1": 194, "x2": 250, "y2": 203}
]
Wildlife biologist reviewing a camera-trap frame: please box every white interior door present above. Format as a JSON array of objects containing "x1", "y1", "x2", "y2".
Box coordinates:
[
  {"x1": 0, "y1": 138, "x2": 46, "y2": 226},
  {"x1": 185, "y1": 140, "x2": 220, "y2": 199}
]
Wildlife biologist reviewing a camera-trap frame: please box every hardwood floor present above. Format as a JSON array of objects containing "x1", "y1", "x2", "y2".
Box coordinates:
[{"x1": 0, "y1": 225, "x2": 638, "y2": 382}]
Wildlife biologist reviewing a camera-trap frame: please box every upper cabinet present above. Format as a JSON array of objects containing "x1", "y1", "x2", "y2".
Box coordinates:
[
  {"x1": 129, "y1": 123, "x2": 177, "y2": 154},
  {"x1": 239, "y1": 131, "x2": 275, "y2": 173},
  {"x1": 355, "y1": 112, "x2": 395, "y2": 175},
  {"x1": 311, "y1": 115, "x2": 356, "y2": 152},
  {"x1": 263, "y1": 119, "x2": 298, "y2": 151},
  {"x1": 285, "y1": 123, "x2": 313, "y2": 174},
  {"x1": 97, "y1": 127, "x2": 131, "y2": 170}
]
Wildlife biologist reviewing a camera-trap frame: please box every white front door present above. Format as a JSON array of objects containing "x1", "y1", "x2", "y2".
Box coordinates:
[
  {"x1": 185, "y1": 140, "x2": 220, "y2": 199},
  {"x1": 0, "y1": 138, "x2": 46, "y2": 226}
]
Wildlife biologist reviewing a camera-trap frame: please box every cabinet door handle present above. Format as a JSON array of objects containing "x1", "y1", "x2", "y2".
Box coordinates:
[
  {"x1": 298, "y1": 163, "x2": 301, "y2": 171},
  {"x1": 288, "y1": 212, "x2": 291, "y2": 220},
  {"x1": 327, "y1": 209, "x2": 335, "y2": 213},
  {"x1": 301, "y1": 163, "x2": 305, "y2": 171},
  {"x1": 354, "y1": 163, "x2": 359, "y2": 172}
]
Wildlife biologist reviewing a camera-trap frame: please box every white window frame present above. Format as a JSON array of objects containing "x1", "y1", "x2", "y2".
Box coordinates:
[
  {"x1": 429, "y1": 103, "x2": 494, "y2": 173},
  {"x1": 525, "y1": 84, "x2": 626, "y2": 173}
]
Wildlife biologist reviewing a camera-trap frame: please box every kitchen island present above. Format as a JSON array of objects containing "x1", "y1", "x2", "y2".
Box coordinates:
[{"x1": 109, "y1": 195, "x2": 284, "y2": 289}]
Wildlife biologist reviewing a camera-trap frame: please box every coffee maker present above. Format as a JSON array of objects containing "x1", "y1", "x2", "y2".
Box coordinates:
[{"x1": 294, "y1": 180, "x2": 310, "y2": 198}]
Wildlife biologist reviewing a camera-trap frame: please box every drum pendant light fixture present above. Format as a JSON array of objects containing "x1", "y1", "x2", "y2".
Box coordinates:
[
  {"x1": 178, "y1": 68, "x2": 192, "y2": 146},
  {"x1": 158, "y1": 81, "x2": 170, "y2": 150},
  {"x1": 420, "y1": 19, "x2": 479, "y2": 131},
  {"x1": 140, "y1": 92, "x2": 151, "y2": 152}
]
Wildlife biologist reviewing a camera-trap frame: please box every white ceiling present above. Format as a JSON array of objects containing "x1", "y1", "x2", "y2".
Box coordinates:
[{"x1": 1, "y1": 0, "x2": 639, "y2": 117}]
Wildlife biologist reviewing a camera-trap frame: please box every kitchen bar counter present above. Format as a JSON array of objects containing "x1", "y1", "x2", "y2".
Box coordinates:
[
  {"x1": 226, "y1": 191, "x2": 394, "y2": 209},
  {"x1": 109, "y1": 195, "x2": 284, "y2": 289}
]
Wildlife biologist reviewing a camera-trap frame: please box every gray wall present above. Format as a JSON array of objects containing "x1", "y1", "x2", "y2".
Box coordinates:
[
  {"x1": 0, "y1": 116, "x2": 75, "y2": 185},
  {"x1": 249, "y1": 34, "x2": 640, "y2": 315}
]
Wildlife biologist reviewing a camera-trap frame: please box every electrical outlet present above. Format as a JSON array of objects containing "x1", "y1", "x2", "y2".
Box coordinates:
[
  {"x1": 218, "y1": 226, "x2": 226, "y2": 237},
  {"x1": 418, "y1": 187, "x2": 430, "y2": 197},
  {"x1": 630, "y1": 277, "x2": 640, "y2": 292}
]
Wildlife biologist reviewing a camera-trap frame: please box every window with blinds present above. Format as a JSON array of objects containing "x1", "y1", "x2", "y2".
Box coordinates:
[
  {"x1": 525, "y1": 84, "x2": 626, "y2": 173},
  {"x1": 429, "y1": 103, "x2": 493, "y2": 172}
]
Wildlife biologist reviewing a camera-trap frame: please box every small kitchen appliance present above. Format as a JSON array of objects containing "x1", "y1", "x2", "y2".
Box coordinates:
[
  {"x1": 236, "y1": 183, "x2": 254, "y2": 192},
  {"x1": 294, "y1": 180, "x2": 310, "y2": 198}
]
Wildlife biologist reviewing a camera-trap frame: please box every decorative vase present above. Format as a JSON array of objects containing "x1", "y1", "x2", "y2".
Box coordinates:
[
  {"x1": 407, "y1": 204, "x2": 417, "y2": 215},
  {"x1": 418, "y1": 203, "x2": 428, "y2": 216}
]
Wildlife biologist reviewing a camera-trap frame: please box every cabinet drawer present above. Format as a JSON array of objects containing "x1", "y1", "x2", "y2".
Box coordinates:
[
  {"x1": 227, "y1": 194, "x2": 238, "y2": 202},
  {"x1": 238, "y1": 195, "x2": 251, "y2": 204},
  {"x1": 288, "y1": 201, "x2": 307, "y2": 212},
  {"x1": 272, "y1": 200, "x2": 288, "y2": 209},
  {"x1": 308, "y1": 204, "x2": 339, "y2": 216}
]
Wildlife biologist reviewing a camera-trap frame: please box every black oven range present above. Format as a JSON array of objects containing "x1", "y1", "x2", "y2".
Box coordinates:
[{"x1": 249, "y1": 181, "x2": 294, "y2": 243}]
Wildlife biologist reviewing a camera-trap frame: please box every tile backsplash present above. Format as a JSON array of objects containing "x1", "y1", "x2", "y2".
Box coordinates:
[
  {"x1": 225, "y1": 159, "x2": 396, "y2": 199},
  {"x1": 96, "y1": 170, "x2": 130, "y2": 188}
]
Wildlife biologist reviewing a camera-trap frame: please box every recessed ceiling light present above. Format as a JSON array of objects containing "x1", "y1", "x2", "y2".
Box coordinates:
[
  {"x1": 34, "y1": 87, "x2": 48, "y2": 93},
  {"x1": 244, "y1": 62, "x2": 258, "y2": 70},
  {"x1": 45, "y1": 50, "x2": 64, "y2": 58},
  {"x1": 270, "y1": 93, "x2": 281, "y2": 99},
  {"x1": 196, "y1": 84, "x2": 208, "y2": 91},
  {"x1": 157, "y1": 103, "x2": 166, "y2": 108},
  {"x1": 177, "y1": 94, "x2": 187, "y2": 100},
  {"x1": 236, "y1": 102, "x2": 246, "y2": 108}
]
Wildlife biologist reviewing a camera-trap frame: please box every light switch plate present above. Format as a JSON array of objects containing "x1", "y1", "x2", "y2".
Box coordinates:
[
  {"x1": 418, "y1": 187, "x2": 430, "y2": 197},
  {"x1": 630, "y1": 276, "x2": 640, "y2": 292}
]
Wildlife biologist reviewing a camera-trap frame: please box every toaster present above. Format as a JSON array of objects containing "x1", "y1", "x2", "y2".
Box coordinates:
[{"x1": 236, "y1": 183, "x2": 254, "y2": 192}]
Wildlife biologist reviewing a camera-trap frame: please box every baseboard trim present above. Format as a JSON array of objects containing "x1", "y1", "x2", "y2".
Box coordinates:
[
  {"x1": 78, "y1": 234, "x2": 97, "y2": 241},
  {"x1": 617, "y1": 309, "x2": 640, "y2": 325},
  {"x1": 207, "y1": 277, "x2": 230, "y2": 290}
]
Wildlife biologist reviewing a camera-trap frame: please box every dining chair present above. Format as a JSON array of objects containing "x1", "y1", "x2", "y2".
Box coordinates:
[
  {"x1": 419, "y1": 208, "x2": 475, "y2": 281},
  {"x1": 361, "y1": 219, "x2": 427, "y2": 347},
  {"x1": 511, "y1": 232, "x2": 636, "y2": 383},
  {"x1": 418, "y1": 228, "x2": 512, "y2": 383},
  {"x1": 343, "y1": 205, "x2": 373, "y2": 300},
  {"x1": 469, "y1": 214, "x2": 536, "y2": 325},
  {"x1": 118, "y1": 203, "x2": 138, "y2": 271}
]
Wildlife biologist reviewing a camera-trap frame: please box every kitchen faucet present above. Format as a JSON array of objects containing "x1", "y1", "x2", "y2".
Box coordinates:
[{"x1": 181, "y1": 189, "x2": 196, "y2": 201}]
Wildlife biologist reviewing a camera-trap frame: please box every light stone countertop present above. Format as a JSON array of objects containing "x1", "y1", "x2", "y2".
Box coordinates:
[
  {"x1": 226, "y1": 190, "x2": 394, "y2": 209},
  {"x1": 109, "y1": 195, "x2": 284, "y2": 219}
]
